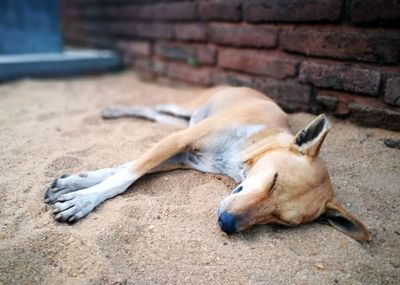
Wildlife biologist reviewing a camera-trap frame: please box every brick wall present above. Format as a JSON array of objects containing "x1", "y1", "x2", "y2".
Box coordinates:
[{"x1": 61, "y1": 0, "x2": 400, "y2": 131}]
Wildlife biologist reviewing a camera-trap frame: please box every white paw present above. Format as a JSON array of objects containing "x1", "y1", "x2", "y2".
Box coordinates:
[
  {"x1": 44, "y1": 174, "x2": 82, "y2": 204},
  {"x1": 44, "y1": 169, "x2": 116, "y2": 204},
  {"x1": 52, "y1": 190, "x2": 100, "y2": 223}
]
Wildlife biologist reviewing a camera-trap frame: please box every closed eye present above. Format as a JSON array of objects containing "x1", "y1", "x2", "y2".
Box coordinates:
[
  {"x1": 231, "y1": 185, "x2": 243, "y2": 194},
  {"x1": 269, "y1": 173, "x2": 278, "y2": 193}
]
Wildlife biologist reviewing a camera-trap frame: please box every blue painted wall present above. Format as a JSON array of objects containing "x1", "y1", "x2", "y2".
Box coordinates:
[{"x1": 0, "y1": 0, "x2": 62, "y2": 54}]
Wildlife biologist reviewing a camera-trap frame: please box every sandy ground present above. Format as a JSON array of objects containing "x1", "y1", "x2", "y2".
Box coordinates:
[{"x1": 0, "y1": 72, "x2": 399, "y2": 285}]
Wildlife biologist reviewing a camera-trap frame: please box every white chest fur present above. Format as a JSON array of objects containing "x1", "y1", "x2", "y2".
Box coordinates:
[{"x1": 186, "y1": 125, "x2": 264, "y2": 182}]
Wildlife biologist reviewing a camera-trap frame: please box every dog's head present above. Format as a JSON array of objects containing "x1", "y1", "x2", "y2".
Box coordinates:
[{"x1": 217, "y1": 114, "x2": 369, "y2": 241}]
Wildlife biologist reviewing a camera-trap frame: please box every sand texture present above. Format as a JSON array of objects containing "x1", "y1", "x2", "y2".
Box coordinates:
[{"x1": 0, "y1": 73, "x2": 399, "y2": 284}]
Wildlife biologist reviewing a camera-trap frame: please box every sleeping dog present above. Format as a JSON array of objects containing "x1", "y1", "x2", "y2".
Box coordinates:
[{"x1": 45, "y1": 86, "x2": 369, "y2": 241}]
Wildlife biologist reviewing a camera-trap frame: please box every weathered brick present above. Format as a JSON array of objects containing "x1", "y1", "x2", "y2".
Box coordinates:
[
  {"x1": 109, "y1": 22, "x2": 172, "y2": 39},
  {"x1": 209, "y1": 23, "x2": 277, "y2": 48},
  {"x1": 316, "y1": 95, "x2": 339, "y2": 111},
  {"x1": 385, "y1": 77, "x2": 400, "y2": 107},
  {"x1": 299, "y1": 62, "x2": 381, "y2": 96},
  {"x1": 252, "y1": 78, "x2": 311, "y2": 112},
  {"x1": 317, "y1": 90, "x2": 388, "y2": 116},
  {"x1": 174, "y1": 24, "x2": 206, "y2": 42},
  {"x1": 199, "y1": 0, "x2": 241, "y2": 21},
  {"x1": 155, "y1": 43, "x2": 191, "y2": 62},
  {"x1": 117, "y1": 41, "x2": 151, "y2": 56},
  {"x1": 348, "y1": 103, "x2": 400, "y2": 131},
  {"x1": 348, "y1": 0, "x2": 400, "y2": 25},
  {"x1": 196, "y1": 47, "x2": 217, "y2": 65},
  {"x1": 212, "y1": 70, "x2": 253, "y2": 87},
  {"x1": 166, "y1": 62, "x2": 213, "y2": 85},
  {"x1": 155, "y1": 42, "x2": 216, "y2": 65},
  {"x1": 243, "y1": 0, "x2": 342, "y2": 23},
  {"x1": 132, "y1": 22, "x2": 174, "y2": 39},
  {"x1": 281, "y1": 29, "x2": 400, "y2": 65},
  {"x1": 123, "y1": 2, "x2": 197, "y2": 21},
  {"x1": 218, "y1": 49, "x2": 298, "y2": 79}
]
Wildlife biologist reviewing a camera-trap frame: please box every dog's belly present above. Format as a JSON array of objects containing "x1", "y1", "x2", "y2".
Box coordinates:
[{"x1": 184, "y1": 124, "x2": 264, "y2": 182}]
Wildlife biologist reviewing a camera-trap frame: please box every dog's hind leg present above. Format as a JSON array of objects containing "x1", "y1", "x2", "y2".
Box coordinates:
[
  {"x1": 154, "y1": 103, "x2": 193, "y2": 118},
  {"x1": 101, "y1": 86, "x2": 223, "y2": 126},
  {"x1": 102, "y1": 106, "x2": 189, "y2": 127}
]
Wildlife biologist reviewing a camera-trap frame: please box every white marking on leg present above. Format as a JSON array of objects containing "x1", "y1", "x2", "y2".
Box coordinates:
[
  {"x1": 45, "y1": 164, "x2": 130, "y2": 203},
  {"x1": 58, "y1": 168, "x2": 119, "y2": 189},
  {"x1": 102, "y1": 105, "x2": 188, "y2": 127},
  {"x1": 155, "y1": 104, "x2": 191, "y2": 117},
  {"x1": 53, "y1": 169, "x2": 138, "y2": 222}
]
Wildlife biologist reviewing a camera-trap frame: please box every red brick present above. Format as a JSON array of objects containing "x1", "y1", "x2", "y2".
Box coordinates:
[
  {"x1": 107, "y1": 22, "x2": 173, "y2": 39},
  {"x1": 348, "y1": 103, "x2": 400, "y2": 131},
  {"x1": 281, "y1": 29, "x2": 400, "y2": 65},
  {"x1": 155, "y1": 42, "x2": 191, "y2": 62},
  {"x1": 132, "y1": 22, "x2": 174, "y2": 39},
  {"x1": 155, "y1": 42, "x2": 216, "y2": 65},
  {"x1": 123, "y1": 2, "x2": 197, "y2": 21},
  {"x1": 317, "y1": 90, "x2": 387, "y2": 116},
  {"x1": 199, "y1": 0, "x2": 241, "y2": 21},
  {"x1": 299, "y1": 62, "x2": 381, "y2": 96},
  {"x1": 117, "y1": 41, "x2": 151, "y2": 57},
  {"x1": 166, "y1": 62, "x2": 213, "y2": 85},
  {"x1": 252, "y1": 78, "x2": 311, "y2": 112},
  {"x1": 212, "y1": 70, "x2": 253, "y2": 87},
  {"x1": 316, "y1": 95, "x2": 339, "y2": 112},
  {"x1": 218, "y1": 48, "x2": 298, "y2": 79},
  {"x1": 243, "y1": 0, "x2": 342, "y2": 23},
  {"x1": 196, "y1": 46, "x2": 217, "y2": 65},
  {"x1": 348, "y1": 0, "x2": 400, "y2": 25},
  {"x1": 385, "y1": 77, "x2": 400, "y2": 107},
  {"x1": 174, "y1": 24, "x2": 206, "y2": 42},
  {"x1": 209, "y1": 23, "x2": 277, "y2": 48}
]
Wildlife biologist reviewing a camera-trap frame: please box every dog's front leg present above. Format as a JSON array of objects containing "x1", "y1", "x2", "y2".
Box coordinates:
[
  {"x1": 51, "y1": 129, "x2": 195, "y2": 223},
  {"x1": 45, "y1": 163, "x2": 131, "y2": 203}
]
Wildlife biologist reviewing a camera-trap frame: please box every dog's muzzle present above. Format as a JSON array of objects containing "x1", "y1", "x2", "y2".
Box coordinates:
[{"x1": 218, "y1": 211, "x2": 239, "y2": 235}]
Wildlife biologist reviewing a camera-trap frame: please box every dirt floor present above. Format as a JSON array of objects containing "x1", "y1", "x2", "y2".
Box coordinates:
[{"x1": 0, "y1": 72, "x2": 399, "y2": 285}]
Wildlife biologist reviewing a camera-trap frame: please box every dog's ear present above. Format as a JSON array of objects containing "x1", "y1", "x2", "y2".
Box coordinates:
[
  {"x1": 291, "y1": 114, "x2": 331, "y2": 157},
  {"x1": 321, "y1": 200, "x2": 369, "y2": 241}
]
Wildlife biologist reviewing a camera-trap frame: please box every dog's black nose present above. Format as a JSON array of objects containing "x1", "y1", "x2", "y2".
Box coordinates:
[{"x1": 218, "y1": 212, "x2": 238, "y2": 235}]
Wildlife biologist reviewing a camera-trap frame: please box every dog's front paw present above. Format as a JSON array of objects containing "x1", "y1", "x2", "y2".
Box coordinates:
[
  {"x1": 44, "y1": 174, "x2": 83, "y2": 204},
  {"x1": 52, "y1": 191, "x2": 99, "y2": 223}
]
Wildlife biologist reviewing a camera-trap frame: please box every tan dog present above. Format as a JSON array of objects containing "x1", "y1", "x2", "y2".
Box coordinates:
[{"x1": 45, "y1": 86, "x2": 369, "y2": 241}]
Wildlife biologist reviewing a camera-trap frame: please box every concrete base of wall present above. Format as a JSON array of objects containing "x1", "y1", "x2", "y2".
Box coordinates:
[{"x1": 0, "y1": 49, "x2": 122, "y2": 81}]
